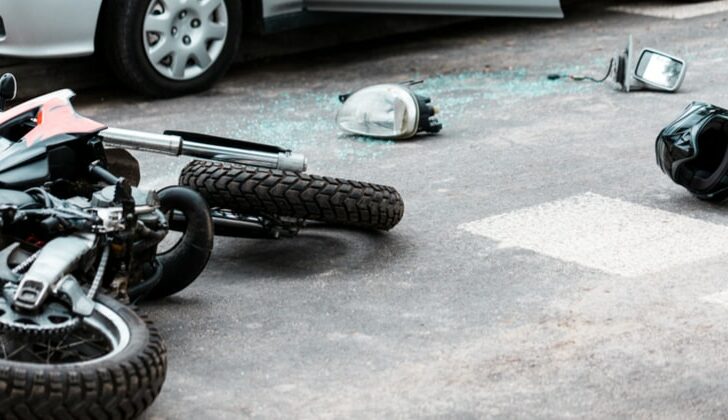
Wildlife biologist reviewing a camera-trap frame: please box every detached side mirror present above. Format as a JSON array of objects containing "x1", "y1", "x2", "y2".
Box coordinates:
[
  {"x1": 612, "y1": 35, "x2": 636, "y2": 92},
  {"x1": 0, "y1": 73, "x2": 17, "y2": 111},
  {"x1": 612, "y1": 36, "x2": 686, "y2": 93},
  {"x1": 633, "y1": 49, "x2": 686, "y2": 92}
]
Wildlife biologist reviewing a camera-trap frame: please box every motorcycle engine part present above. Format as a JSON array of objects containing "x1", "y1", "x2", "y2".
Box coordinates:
[
  {"x1": 91, "y1": 185, "x2": 159, "y2": 213},
  {"x1": 94, "y1": 207, "x2": 126, "y2": 232},
  {"x1": 13, "y1": 234, "x2": 95, "y2": 311},
  {"x1": 144, "y1": 186, "x2": 213, "y2": 300},
  {"x1": 337, "y1": 83, "x2": 442, "y2": 139},
  {"x1": 0, "y1": 294, "x2": 167, "y2": 419},
  {"x1": 99, "y1": 127, "x2": 307, "y2": 172},
  {"x1": 0, "y1": 289, "x2": 80, "y2": 336},
  {"x1": 180, "y1": 160, "x2": 405, "y2": 231},
  {"x1": 656, "y1": 102, "x2": 728, "y2": 201}
]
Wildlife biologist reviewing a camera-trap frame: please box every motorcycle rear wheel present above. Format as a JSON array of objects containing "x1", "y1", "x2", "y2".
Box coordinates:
[
  {"x1": 0, "y1": 295, "x2": 166, "y2": 419},
  {"x1": 179, "y1": 160, "x2": 405, "y2": 231}
]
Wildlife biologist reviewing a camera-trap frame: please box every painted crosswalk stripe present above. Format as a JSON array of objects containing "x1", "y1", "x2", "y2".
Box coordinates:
[
  {"x1": 701, "y1": 290, "x2": 728, "y2": 307},
  {"x1": 459, "y1": 193, "x2": 728, "y2": 277},
  {"x1": 607, "y1": 0, "x2": 728, "y2": 20}
]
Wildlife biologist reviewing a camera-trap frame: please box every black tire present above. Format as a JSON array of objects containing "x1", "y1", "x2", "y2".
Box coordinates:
[
  {"x1": 179, "y1": 160, "x2": 405, "y2": 231},
  {"x1": 693, "y1": 185, "x2": 728, "y2": 203},
  {"x1": 101, "y1": 0, "x2": 243, "y2": 97},
  {"x1": 0, "y1": 295, "x2": 167, "y2": 419},
  {"x1": 147, "y1": 186, "x2": 214, "y2": 300},
  {"x1": 695, "y1": 193, "x2": 726, "y2": 203}
]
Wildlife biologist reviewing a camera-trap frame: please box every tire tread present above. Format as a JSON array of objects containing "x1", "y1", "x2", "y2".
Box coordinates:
[
  {"x1": 179, "y1": 160, "x2": 404, "y2": 231},
  {"x1": 0, "y1": 306, "x2": 166, "y2": 420}
]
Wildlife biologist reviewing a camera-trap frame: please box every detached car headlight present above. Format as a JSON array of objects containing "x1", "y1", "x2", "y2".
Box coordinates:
[{"x1": 336, "y1": 83, "x2": 442, "y2": 140}]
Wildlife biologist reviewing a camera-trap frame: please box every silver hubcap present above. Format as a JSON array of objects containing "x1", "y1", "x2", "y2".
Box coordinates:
[{"x1": 143, "y1": 0, "x2": 229, "y2": 81}]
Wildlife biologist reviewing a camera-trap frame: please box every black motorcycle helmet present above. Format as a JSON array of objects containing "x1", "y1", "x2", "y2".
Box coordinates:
[{"x1": 656, "y1": 102, "x2": 728, "y2": 201}]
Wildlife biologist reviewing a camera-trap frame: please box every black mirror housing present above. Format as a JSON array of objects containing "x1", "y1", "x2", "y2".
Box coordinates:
[
  {"x1": 0, "y1": 73, "x2": 16, "y2": 111},
  {"x1": 0, "y1": 73, "x2": 16, "y2": 102}
]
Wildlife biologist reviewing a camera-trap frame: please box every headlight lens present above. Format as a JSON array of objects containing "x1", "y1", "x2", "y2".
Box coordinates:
[{"x1": 336, "y1": 84, "x2": 419, "y2": 139}]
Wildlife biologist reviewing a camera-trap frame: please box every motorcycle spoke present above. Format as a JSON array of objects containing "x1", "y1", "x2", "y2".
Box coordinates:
[
  {"x1": 0, "y1": 327, "x2": 111, "y2": 364},
  {"x1": 52, "y1": 335, "x2": 107, "y2": 354}
]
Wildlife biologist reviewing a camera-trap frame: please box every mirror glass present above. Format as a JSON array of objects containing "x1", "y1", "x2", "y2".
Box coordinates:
[{"x1": 635, "y1": 51, "x2": 684, "y2": 89}]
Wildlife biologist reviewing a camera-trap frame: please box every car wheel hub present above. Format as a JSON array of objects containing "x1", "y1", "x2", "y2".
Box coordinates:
[{"x1": 143, "y1": 0, "x2": 229, "y2": 81}]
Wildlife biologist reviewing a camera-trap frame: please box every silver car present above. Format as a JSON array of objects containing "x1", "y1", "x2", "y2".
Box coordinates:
[{"x1": 0, "y1": 0, "x2": 562, "y2": 97}]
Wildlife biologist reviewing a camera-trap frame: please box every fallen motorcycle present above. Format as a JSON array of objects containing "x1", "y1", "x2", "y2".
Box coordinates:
[
  {"x1": 0, "y1": 72, "x2": 403, "y2": 417},
  {"x1": 0, "y1": 73, "x2": 215, "y2": 417}
]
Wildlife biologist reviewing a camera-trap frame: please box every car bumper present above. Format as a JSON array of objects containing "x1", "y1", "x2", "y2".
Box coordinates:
[{"x1": 0, "y1": 0, "x2": 103, "y2": 58}]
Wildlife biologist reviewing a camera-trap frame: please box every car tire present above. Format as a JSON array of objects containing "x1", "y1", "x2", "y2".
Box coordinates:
[{"x1": 102, "y1": 0, "x2": 243, "y2": 97}]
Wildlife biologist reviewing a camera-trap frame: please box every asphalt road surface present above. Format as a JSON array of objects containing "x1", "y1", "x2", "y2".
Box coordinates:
[{"x1": 69, "y1": 1, "x2": 728, "y2": 418}]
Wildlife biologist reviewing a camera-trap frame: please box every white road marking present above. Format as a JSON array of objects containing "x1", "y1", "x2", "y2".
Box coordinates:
[
  {"x1": 701, "y1": 290, "x2": 728, "y2": 307},
  {"x1": 608, "y1": 1, "x2": 728, "y2": 20},
  {"x1": 459, "y1": 193, "x2": 728, "y2": 277}
]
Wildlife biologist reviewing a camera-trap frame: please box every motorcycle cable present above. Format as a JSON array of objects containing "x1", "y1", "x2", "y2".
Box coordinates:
[
  {"x1": 547, "y1": 58, "x2": 614, "y2": 83},
  {"x1": 25, "y1": 187, "x2": 53, "y2": 208},
  {"x1": 24, "y1": 188, "x2": 96, "y2": 222}
]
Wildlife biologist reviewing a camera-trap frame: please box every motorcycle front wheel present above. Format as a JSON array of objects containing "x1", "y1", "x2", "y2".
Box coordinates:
[
  {"x1": 0, "y1": 295, "x2": 167, "y2": 419},
  {"x1": 147, "y1": 186, "x2": 214, "y2": 300},
  {"x1": 179, "y1": 160, "x2": 405, "y2": 231}
]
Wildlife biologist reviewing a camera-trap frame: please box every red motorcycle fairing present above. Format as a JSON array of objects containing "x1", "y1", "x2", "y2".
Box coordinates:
[{"x1": 0, "y1": 89, "x2": 106, "y2": 146}]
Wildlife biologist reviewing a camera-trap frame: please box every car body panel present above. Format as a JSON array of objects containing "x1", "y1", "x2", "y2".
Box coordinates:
[
  {"x1": 263, "y1": 0, "x2": 306, "y2": 18},
  {"x1": 0, "y1": 0, "x2": 561, "y2": 59},
  {"x1": 0, "y1": 0, "x2": 103, "y2": 58},
  {"x1": 306, "y1": 0, "x2": 563, "y2": 18}
]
